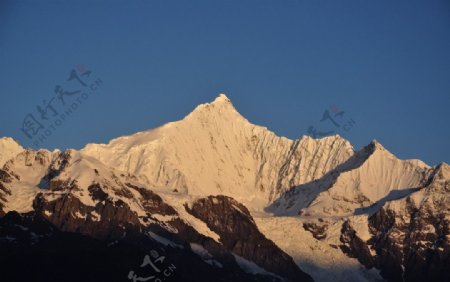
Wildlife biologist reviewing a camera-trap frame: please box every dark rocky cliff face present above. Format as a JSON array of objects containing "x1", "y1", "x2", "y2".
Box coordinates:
[
  {"x1": 1, "y1": 173, "x2": 310, "y2": 282},
  {"x1": 0, "y1": 211, "x2": 283, "y2": 282},
  {"x1": 186, "y1": 195, "x2": 314, "y2": 282},
  {"x1": 340, "y1": 164, "x2": 450, "y2": 282},
  {"x1": 0, "y1": 200, "x2": 292, "y2": 282},
  {"x1": 340, "y1": 220, "x2": 376, "y2": 269},
  {"x1": 33, "y1": 191, "x2": 141, "y2": 240},
  {"x1": 0, "y1": 169, "x2": 13, "y2": 217}
]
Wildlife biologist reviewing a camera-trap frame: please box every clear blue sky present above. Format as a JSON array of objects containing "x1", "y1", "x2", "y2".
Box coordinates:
[{"x1": 1, "y1": 0, "x2": 449, "y2": 165}]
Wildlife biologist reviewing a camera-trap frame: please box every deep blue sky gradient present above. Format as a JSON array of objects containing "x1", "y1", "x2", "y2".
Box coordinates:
[{"x1": 0, "y1": 0, "x2": 449, "y2": 165}]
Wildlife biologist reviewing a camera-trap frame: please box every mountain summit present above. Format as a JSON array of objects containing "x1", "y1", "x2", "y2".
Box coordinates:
[
  {"x1": 184, "y1": 93, "x2": 244, "y2": 122},
  {"x1": 82, "y1": 94, "x2": 354, "y2": 209},
  {"x1": 213, "y1": 93, "x2": 231, "y2": 103}
]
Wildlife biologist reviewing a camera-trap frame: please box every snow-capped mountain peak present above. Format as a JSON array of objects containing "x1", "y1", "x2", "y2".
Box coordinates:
[
  {"x1": 1, "y1": 94, "x2": 448, "y2": 282},
  {"x1": 368, "y1": 139, "x2": 385, "y2": 150},
  {"x1": 191, "y1": 93, "x2": 234, "y2": 111},
  {"x1": 213, "y1": 93, "x2": 231, "y2": 103},
  {"x1": 184, "y1": 93, "x2": 244, "y2": 122},
  {"x1": 81, "y1": 94, "x2": 357, "y2": 210},
  {"x1": 0, "y1": 137, "x2": 24, "y2": 167}
]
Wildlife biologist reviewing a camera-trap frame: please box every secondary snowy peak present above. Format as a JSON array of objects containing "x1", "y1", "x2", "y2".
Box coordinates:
[
  {"x1": 300, "y1": 141, "x2": 432, "y2": 217},
  {"x1": 0, "y1": 137, "x2": 24, "y2": 168},
  {"x1": 0, "y1": 149, "x2": 59, "y2": 214},
  {"x1": 368, "y1": 139, "x2": 385, "y2": 150},
  {"x1": 435, "y1": 162, "x2": 450, "y2": 179},
  {"x1": 270, "y1": 140, "x2": 433, "y2": 216},
  {"x1": 386, "y1": 162, "x2": 449, "y2": 211},
  {"x1": 363, "y1": 139, "x2": 394, "y2": 159},
  {"x1": 82, "y1": 94, "x2": 355, "y2": 210}
]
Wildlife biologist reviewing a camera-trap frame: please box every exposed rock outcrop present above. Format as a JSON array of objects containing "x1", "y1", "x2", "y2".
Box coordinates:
[
  {"x1": 340, "y1": 163, "x2": 450, "y2": 282},
  {"x1": 186, "y1": 195, "x2": 314, "y2": 282}
]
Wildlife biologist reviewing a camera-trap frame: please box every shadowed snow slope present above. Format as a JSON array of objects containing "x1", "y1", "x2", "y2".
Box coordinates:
[
  {"x1": 269, "y1": 141, "x2": 431, "y2": 216},
  {"x1": 301, "y1": 141, "x2": 431, "y2": 216}
]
